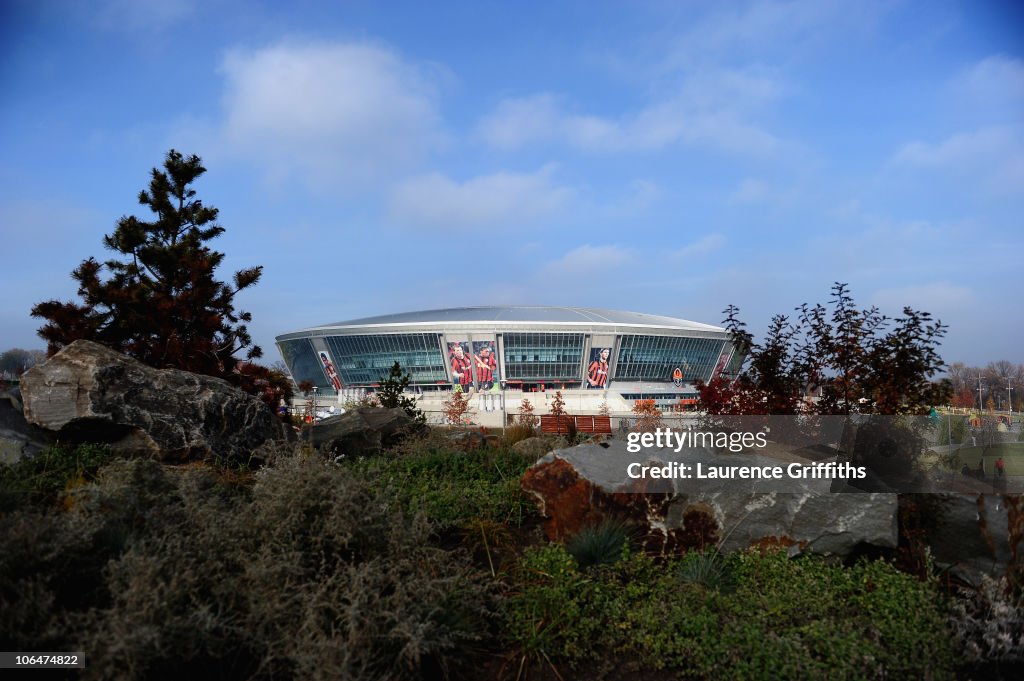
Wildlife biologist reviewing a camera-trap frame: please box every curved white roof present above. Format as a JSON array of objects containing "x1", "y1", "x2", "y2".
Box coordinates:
[{"x1": 282, "y1": 306, "x2": 724, "y2": 335}]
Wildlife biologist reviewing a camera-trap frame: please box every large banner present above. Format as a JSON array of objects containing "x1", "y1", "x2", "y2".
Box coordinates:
[
  {"x1": 471, "y1": 340, "x2": 500, "y2": 391},
  {"x1": 586, "y1": 347, "x2": 611, "y2": 389},
  {"x1": 317, "y1": 350, "x2": 343, "y2": 391},
  {"x1": 712, "y1": 347, "x2": 734, "y2": 380},
  {"x1": 447, "y1": 341, "x2": 473, "y2": 393}
]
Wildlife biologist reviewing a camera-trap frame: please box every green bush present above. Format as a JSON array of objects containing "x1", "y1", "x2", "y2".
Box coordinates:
[
  {"x1": 0, "y1": 443, "x2": 113, "y2": 510},
  {"x1": 347, "y1": 436, "x2": 538, "y2": 529},
  {"x1": 503, "y1": 545, "x2": 956, "y2": 680},
  {"x1": 676, "y1": 548, "x2": 736, "y2": 593},
  {"x1": 566, "y1": 520, "x2": 631, "y2": 569},
  {"x1": 1, "y1": 455, "x2": 499, "y2": 681}
]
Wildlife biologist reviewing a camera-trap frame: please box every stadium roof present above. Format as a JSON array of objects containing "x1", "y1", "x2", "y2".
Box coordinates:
[{"x1": 307, "y1": 306, "x2": 724, "y2": 332}]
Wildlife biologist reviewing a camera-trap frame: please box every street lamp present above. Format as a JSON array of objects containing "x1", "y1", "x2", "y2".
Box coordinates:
[
  {"x1": 1008, "y1": 378, "x2": 1014, "y2": 420},
  {"x1": 312, "y1": 386, "x2": 319, "y2": 430}
]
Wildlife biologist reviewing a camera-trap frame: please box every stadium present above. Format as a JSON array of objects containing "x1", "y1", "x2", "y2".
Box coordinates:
[{"x1": 276, "y1": 306, "x2": 738, "y2": 421}]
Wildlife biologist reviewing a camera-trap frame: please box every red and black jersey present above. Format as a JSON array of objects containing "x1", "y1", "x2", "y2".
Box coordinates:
[
  {"x1": 588, "y1": 360, "x2": 609, "y2": 388},
  {"x1": 451, "y1": 353, "x2": 473, "y2": 385},
  {"x1": 475, "y1": 352, "x2": 497, "y2": 382}
]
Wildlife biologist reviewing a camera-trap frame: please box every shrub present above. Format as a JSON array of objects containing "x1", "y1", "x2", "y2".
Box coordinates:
[
  {"x1": 676, "y1": 549, "x2": 736, "y2": 593},
  {"x1": 950, "y1": 576, "x2": 1024, "y2": 666},
  {"x1": 503, "y1": 423, "x2": 535, "y2": 446},
  {"x1": 565, "y1": 520, "x2": 631, "y2": 569},
  {"x1": 503, "y1": 545, "x2": 956, "y2": 679},
  {"x1": 3, "y1": 454, "x2": 499, "y2": 681},
  {"x1": 0, "y1": 443, "x2": 114, "y2": 510},
  {"x1": 347, "y1": 436, "x2": 538, "y2": 529},
  {"x1": 0, "y1": 509, "x2": 106, "y2": 650}
]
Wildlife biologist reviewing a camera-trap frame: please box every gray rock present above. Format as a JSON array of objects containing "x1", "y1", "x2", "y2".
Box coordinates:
[
  {"x1": 0, "y1": 385, "x2": 55, "y2": 465},
  {"x1": 916, "y1": 493, "x2": 1017, "y2": 586},
  {"x1": 512, "y1": 435, "x2": 569, "y2": 459},
  {"x1": 521, "y1": 439, "x2": 898, "y2": 557},
  {"x1": 312, "y1": 407, "x2": 419, "y2": 457},
  {"x1": 521, "y1": 440, "x2": 1023, "y2": 581},
  {"x1": 20, "y1": 340, "x2": 279, "y2": 463}
]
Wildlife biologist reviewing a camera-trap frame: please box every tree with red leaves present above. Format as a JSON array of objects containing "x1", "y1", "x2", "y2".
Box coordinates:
[
  {"x1": 697, "y1": 284, "x2": 951, "y2": 416},
  {"x1": 31, "y1": 150, "x2": 288, "y2": 406},
  {"x1": 443, "y1": 389, "x2": 472, "y2": 426},
  {"x1": 632, "y1": 399, "x2": 663, "y2": 433}
]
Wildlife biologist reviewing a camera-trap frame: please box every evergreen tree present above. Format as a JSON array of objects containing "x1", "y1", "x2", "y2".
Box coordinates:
[
  {"x1": 377, "y1": 362, "x2": 425, "y2": 424},
  {"x1": 32, "y1": 150, "x2": 264, "y2": 379}
]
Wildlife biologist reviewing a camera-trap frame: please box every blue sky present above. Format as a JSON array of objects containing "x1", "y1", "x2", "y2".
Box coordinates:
[{"x1": 1, "y1": 0, "x2": 1021, "y2": 366}]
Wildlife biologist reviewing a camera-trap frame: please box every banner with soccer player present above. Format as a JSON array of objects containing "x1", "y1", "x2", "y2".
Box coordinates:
[
  {"x1": 447, "y1": 341, "x2": 473, "y2": 393},
  {"x1": 317, "y1": 350, "x2": 343, "y2": 391},
  {"x1": 471, "y1": 340, "x2": 500, "y2": 391},
  {"x1": 586, "y1": 347, "x2": 611, "y2": 389}
]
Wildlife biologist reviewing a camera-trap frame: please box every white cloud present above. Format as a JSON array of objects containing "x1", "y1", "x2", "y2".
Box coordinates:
[
  {"x1": 730, "y1": 178, "x2": 770, "y2": 203},
  {"x1": 217, "y1": 41, "x2": 445, "y2": 190},
  {"x1": 539, "y1": 245, "x2": 634, "y2": 277},
  {"x1": 949, "y1": 55, "x2": 1024, "y2": 120},
  {"x1": 670, "y1": 234, "x2": 727, "y2": 259},
  {"x1": 892, "y1": 125, "x2": 1024, "y2": 196},
  {"x1": 476, "y1": 94, "x2": 564, "y2": 150},
  {"x1": 870, "y1": 282, "x2": 975, "y2": 314},
  {"x1": 662, "y1": 0, "x2": 887, "y2": 67},
  {"x1": 886, "y1": 55, "x2": 1024, "y2": 197},
  {"x1": 476, "y1": 67, "x2": 782, "y2": 155},
  {"x1": 388, "y1": 165, "x2": 572, "y2": 229}
]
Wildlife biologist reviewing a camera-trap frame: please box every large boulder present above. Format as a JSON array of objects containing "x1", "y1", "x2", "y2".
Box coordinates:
[
  {"x1": 312, "y1": 407, "x2": 419, "y2": 457},
  {"x1": 521, "y1": 440, "x2": 1023, "y2": 584},
  {"x1": 20, "y1": 340, "x2": 279, "y2": 463},
  {"x1": 521, "y1": 440, "x2": 898, "y2": 557},
  {"x1": 0, "y1": 385, "x2": 55, "y2": 465}
]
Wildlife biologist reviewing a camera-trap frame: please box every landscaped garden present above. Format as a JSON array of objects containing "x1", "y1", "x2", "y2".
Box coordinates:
[{"x1": 2, "y1": 426, "x2": 1021, "y2": 681}]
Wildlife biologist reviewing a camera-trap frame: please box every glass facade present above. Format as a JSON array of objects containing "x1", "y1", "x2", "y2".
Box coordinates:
[
  {"x1": 615, "y1": 335, "x2": 728, "y2": 383},
  {"x1": 724, "y1": 346, "x2": 745, "y2": 378},
  {"x1": 278, "y1": 338, "x2": 327, "y2": 387},
  {"x1": 503, "y1": 332, "x2": 585, "y2": 381},
  {"x1": 324, "y1": 333, "x2": 447, "y2": 385}
]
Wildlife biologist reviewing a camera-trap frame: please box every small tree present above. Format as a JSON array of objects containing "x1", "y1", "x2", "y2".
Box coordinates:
[
  {"x1": 377, "y1": 362, "x2": 425, "y2": 424},
  {"x1": 549, "y1": 390, "x2": 569, "y2": 435},
  {"x1": 443, "y1": 390, "x2": 471, "y2": 426},
  {"x1": 632, "y1": 399, "x2": 663, "y2": 433},
  {"x1": 516, "y1": 398, "x2": 539, "y2": 431},
  {"x1": 597, "y1": 399, "x2": 610, "y2": 417}
]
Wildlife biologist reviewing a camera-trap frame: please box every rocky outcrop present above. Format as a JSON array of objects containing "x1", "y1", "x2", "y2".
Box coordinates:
[
  {"x1": 521, "y1": 440, "x2": 1023, "y2": 584},
  {"x1": 20, "y1": 340, "x2": 279, "y2": 463},
  {"x1": 521, "y1": 440, "x2": 898, "y2": 556},
  {"x1": 0, "y1": 385, "x2": 54, "y2": 464},
  {"x1": 312, "y1": 407, "x2": 420, "y2": 457}
]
